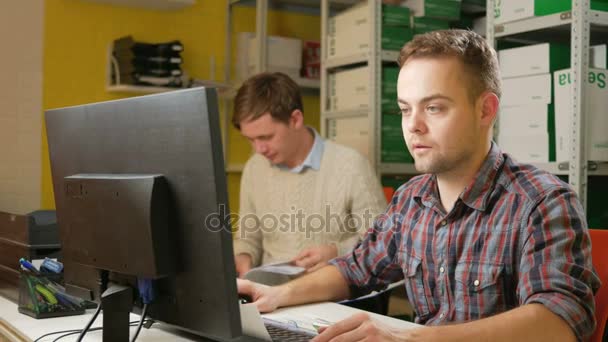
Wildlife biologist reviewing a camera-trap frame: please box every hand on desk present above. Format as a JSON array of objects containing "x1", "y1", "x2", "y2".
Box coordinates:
[
  {"x1": 292, "y1": 244, "x2": 338, "y2": 272},
  {"x1": 312, "y1": 312, "x2": 428, "y2": 342},
  {"x1": 237, "y1": 279, "x2": 285, "y2": 313}
]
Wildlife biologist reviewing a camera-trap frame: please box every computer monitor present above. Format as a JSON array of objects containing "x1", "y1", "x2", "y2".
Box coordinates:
[{"x1": 45, "y1": 88, "x2": 243, "y2": 341}]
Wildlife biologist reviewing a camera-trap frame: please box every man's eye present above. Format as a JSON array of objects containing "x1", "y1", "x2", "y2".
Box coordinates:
[
  {"x1": 400, "y1": 108, "x2": 411, "y2": 116},
  {"x1": 427, "y1": 105, "x2": 442, "y2": 114},
  {"x1": 426, "y1": 105, "x2": 443, "y2": 114}
]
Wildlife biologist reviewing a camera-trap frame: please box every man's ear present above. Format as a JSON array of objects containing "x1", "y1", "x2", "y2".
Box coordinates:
[
  {"x1": 478, "y1": 92, "x2": 499, "y2": 127},
  {"x1": 289, "y1": 109, "x2": 305, "y2": 129}
]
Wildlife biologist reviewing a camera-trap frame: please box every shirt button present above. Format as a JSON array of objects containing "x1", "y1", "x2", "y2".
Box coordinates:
[
  {"x1": 440, "y1": 220, "x2": 447, "y2": 226},
  {"x1": 439, "y1": 266, "x2": 445, "y2": 273},
  {"x1": 439, "y1": 313, "x2": 445, "y2": 319},
  {"x1": 473, "y1": 279, "x2": 480, "y2": 287}
]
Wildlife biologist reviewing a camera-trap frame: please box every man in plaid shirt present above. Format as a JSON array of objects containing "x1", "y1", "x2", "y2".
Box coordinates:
[{"x1": 237, "y1": 29, "x2": 601, "y2": 341}]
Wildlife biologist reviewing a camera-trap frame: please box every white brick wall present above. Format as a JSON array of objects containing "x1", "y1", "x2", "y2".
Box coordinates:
[{"x1": 0, "y1": 1, "x2": 44, "y2": 214}]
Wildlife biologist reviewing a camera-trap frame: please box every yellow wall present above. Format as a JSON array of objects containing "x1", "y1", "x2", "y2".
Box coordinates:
[{"x1": 41, "y1": 0, "x2": 320, "y2": 214}]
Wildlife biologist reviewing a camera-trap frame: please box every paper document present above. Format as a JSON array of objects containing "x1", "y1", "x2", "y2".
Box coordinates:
[
  {"x1": 244, "y1": 261, "x2": 305, "y2": 286},
  {"x1": 253, "y1": 261, "x2": 305, "y2": 276},
  {"x1": 240, "y1": 303, "x2": 272, "y2": 341}
]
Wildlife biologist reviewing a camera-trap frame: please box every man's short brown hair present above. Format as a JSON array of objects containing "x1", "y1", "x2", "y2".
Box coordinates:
[
  {"x1": 398, "y1": 29, "x2": 501, "y2": 101},
  {"x1": 232, "y1": 72, "x2": 303, "y2": 129}
]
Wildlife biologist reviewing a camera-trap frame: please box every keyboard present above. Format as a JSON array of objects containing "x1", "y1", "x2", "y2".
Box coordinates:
[{"x1": 264, "y1": 319, "x2": 317, "y2": 342}]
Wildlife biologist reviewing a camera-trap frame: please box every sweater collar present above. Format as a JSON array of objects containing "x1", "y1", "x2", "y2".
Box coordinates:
[{"x1": 277, "y1": 127, "x2": 325, "y2": 173}]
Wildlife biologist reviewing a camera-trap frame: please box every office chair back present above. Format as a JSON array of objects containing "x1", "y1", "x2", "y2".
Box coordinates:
[
  {"x1": 589, "y1": 229, "x2": 608, "y2": 342},
  {"x1": 383, "y1": 187, "x2": 395, "y2": 203}
]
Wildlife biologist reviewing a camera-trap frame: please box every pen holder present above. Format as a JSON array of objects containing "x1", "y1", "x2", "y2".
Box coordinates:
[{"x1": 18, "y1": 270, "x2": 86, "y2": 319}]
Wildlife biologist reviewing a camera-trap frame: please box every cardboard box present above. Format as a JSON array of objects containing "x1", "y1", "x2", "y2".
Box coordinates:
[
  {"x1": 498, "y1": 104, "x2": 549, "y2": 136},
  {"x1": 499, "y1": 134, "x2": 550, "y2": 163},
  {"x1": 404, "y1": 0, "x2": 462, "y2": 20},
  {"x1": 498, "y1": 104, "x2": 555, "y2": 161},
  {"x1": 247, "y1": 35, "x2": 302, "y2": 70},
  {"x1": 499, "y1": 43, "x2": 570, "y2": 78},
  {"x1": 591, "y1": 44, "x2": 607, "y2": 69},
  {"x1": 413, "y1": 17, "x2": 450, "y2": 34},
  {"x1": 327, "y1": 116, "x2": 370, "y2": 158},
  {"x1": 328, "y1": 65, "x2": 402, "y2": 112},
  {"x1": 329, "y1": 65, "x2": 369, "y2": 100},
  {"x1": 495, "y1": 0, "x2": 608, "y2": 25},
  {"x1": 382, "y1": 26, "x2": 413, "y2": 51},
  {"x1": 328, "y1": 2, "x2": 414, "y2": 58},
  {"x1": 382, "y1": 4, "x2": 411, "y2": 26},
  {"x1": 553, "y1": 68, "x2": 608, "y2": 162},
  {"x1": 237, "y1": 32, "x2": 302, "y2": 81},
  {"x1": 501, "y1": 73, "x2": 552, "y2": 107}
]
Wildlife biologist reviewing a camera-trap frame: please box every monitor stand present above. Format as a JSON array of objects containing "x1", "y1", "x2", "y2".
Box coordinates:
[{"x1": 101, "y1": 284, "x2": 133, "y2": 342}]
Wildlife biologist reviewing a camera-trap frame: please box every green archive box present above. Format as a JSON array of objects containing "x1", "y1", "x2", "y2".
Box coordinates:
[
  {"x1": 382, "y1": 113, "x2": 413, "y2": 163},
  {"x1": 496, "y1": 0, "x2": 608, "y2": 24},
  {"x1": 382, "y1": 26, "x2": 413, "y2": 51},
  {"x1": 382, "y1": 4, "x2": 411, "y2": 26},
  {"x1": 413, "y1": 17, "x2": 451, "y2": 35},
  {"x1": 407, "y1": 0, "x2": 462, "y2": 20},
  {"x1": 534, "y1": 0, "x2": 608, "y2": 16}
]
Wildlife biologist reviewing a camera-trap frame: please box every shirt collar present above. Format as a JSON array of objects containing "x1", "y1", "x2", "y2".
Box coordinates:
[
  {"x1": 459, "y1": 142, "x2": 504, "y2": 211},
  {"x1": 412, "y1": 142, "x2": 505, "y2": 212},
  {"x1": 277, "y1": 127, "x2": 325, "y2": 173}
]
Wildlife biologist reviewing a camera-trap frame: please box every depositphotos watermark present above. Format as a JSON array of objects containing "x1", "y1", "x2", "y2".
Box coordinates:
[{"x1": 203, "y1": 204, "x2": 383, "y2": 238}]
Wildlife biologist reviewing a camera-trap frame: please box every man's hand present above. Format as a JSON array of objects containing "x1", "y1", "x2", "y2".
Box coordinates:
[
  {"x1": 235, "y1": 253, "x2": 253, "y2": 278},
  {"x1": 292, "y1": 244, "x2": 338, "y2": 272},
  {"x1": 237, "y1": 278, "x2": 289, "y2": 313},
  {"x1": 312, "y1": 312, "x2": 428, "y2": 342}
]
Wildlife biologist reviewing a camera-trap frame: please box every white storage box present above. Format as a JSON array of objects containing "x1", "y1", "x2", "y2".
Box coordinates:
[
  {"x1": 553, "y1": 68, "x2": 608, "y2": 162},
  {"x1": 501, "y1": 73, "x2": 552, "y2": 107},
  {"x1": 499, "y1": 134, "x2": 550, "y2": 163},
  {"x1": 327, "y1": 115, "x2": 370, "y2": 158}
]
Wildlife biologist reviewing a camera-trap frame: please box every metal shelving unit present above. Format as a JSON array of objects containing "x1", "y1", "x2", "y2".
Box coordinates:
[
  {"x1": 224, "y1": 0, "x2": 347, "y2": 173},
  {"x1": 488, "y1": 0, "x2": 608, "y2": 208},
  {"x1": 320, "y1": 1, "x2": 416, "y2": 179},
  {"x1": 83, "y1": 0, "x2": 195, "y2": 10}
]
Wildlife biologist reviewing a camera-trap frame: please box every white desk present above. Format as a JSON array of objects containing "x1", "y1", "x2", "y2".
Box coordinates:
[{"x1": 0, "y1": 296, "x2": 419, "y2": 341}]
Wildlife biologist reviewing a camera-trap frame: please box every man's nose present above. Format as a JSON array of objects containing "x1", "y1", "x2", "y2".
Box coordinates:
[
  {"x1": 406, "y1": 110, "x2": 426, "y2": 134},
  {"x1": 253, "y1": 140, "x2": 267, "y2": 154}
]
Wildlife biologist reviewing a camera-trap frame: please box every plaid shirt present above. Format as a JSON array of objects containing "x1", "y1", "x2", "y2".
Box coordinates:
[{"x1": 330, "y1": 143, "x2": 600, "y2": 340}]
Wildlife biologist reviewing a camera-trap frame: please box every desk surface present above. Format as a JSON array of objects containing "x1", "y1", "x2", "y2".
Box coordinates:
[{"x1": 0, "y1": 295, "x2": 419, "y2": 341}]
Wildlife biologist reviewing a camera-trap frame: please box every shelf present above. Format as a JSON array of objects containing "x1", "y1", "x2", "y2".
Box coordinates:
[
  {"x1": 495, "y1": 12, "x2": 571, "y2": 39},
  {"x1": 323, "y1": 108, "x2": 369, "y2": 119},
  {"x1": 83, "y1": 0, "x2": 195, "y2": 10},
  {"x1": 381, "y1": 50, "x2": 400, "y2": 63},
  {"x1": 495, "y1": 10, "x2": 608, "y2": 44},
  {"x1": 222, "y1": 77, "x2": 318, "y2": 99},
  {"x1": 107, "y1": 85, "x2": 183, "y2": 94},
  {"x1": 379, "y1": 163, "x2": 418, "y2": 175},
  {"x1": 591, "y1": 9, "x2": 608, "y2": 26},
  {"x1": 229, "y1": 0, "x2": 358, "y2": 15},
  {"x1": 293, "y1": 77, "x2": 320, "y2": 89},
  {"x1": 108, "y1": 80, "x2": 230, "y2": 95},
  {"x1": 528, "y1": 161, "x2": 608, "y2": 176},
  {"x1": 324, "y1": 53, "x2": 368, "y2": 69},
  {"x1": 529, "y1": 162, "x2": 569, "y2": 175},
  {"x1": 226, "y1": 163, "x2": 245, "y2": 173},
  {"x1": 324, "y1": 50, "x2": 400, "y2": 69}
]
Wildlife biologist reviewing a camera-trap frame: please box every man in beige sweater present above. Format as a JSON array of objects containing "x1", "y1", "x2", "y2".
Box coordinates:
[{"x1": 232, "y1": 72, "x2": 386, "y2": 278}]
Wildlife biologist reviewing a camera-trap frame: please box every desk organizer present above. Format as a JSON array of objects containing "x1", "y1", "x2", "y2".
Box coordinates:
[{"x1": 18, "y1": 271, "x2": 86, "y2": 319}]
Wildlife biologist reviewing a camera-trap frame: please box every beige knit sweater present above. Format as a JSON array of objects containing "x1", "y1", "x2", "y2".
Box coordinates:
[{"x1": 233, "y1": 141, "x2": 387, "y2": 267}]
